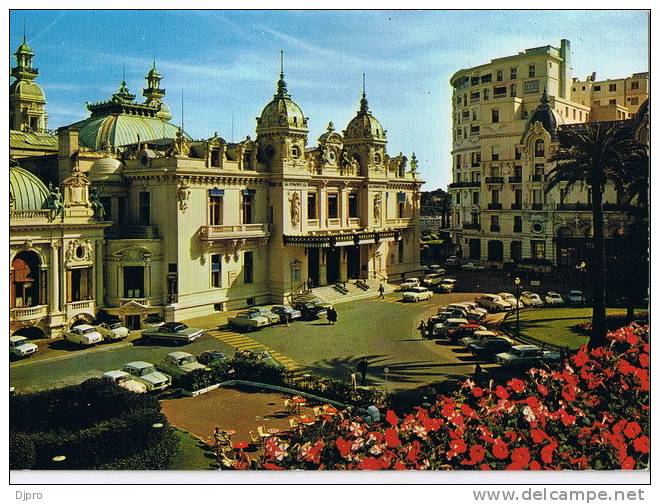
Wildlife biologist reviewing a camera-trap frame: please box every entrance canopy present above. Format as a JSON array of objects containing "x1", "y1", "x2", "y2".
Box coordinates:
[{"x1": 283, "y1": 230, "x2": 400, "y2": 248}]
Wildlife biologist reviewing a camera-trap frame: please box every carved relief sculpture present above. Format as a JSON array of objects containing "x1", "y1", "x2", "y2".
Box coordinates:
[
  {"x1": 288, "y1": 191, "x2": 301, "y2": 226},
  {"x1": 373, "y1": 193, "x2": 382, "y2": 222}
]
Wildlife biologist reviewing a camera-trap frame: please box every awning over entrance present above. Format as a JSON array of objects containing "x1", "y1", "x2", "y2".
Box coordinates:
[
  {"x1": 283, "y1": 230, "x2": 401, "y2": 248},
  {"x1": 105, "y1": 300, "x2": 160, "y2": 317}
]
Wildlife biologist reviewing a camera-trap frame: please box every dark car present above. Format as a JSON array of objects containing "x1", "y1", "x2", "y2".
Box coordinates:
[
  {"x1": 198, "y1": 350, "x2": 230, "y2": 366},
  {"x1": 292, "y1": 301, "x2": 328, "y2": 320},
  {"x1": 468, "y1": 337, "x2": 514, "y2": 360}
]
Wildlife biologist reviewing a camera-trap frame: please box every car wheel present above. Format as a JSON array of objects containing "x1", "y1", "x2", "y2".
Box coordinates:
[{"x1": 143, "y1": 335, "x2": 151, "y2": 344}]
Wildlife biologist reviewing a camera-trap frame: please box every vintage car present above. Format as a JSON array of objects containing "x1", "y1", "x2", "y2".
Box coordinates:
[
  {"x1": 432, "y1": 318, "x2": 469, "y2": 338},
  {"x1": 9, "y1": 335, "x2": 38, "y2": 359},
  {"x1": 63, "y1": 324, "x2": 103, "y2": 347},
  {"x1": 292, "y1": 301, "x2": 328, "y2": 320},
  {"x1": 235, "y1": 348, "x2": 284, "y2": 368},
  {"x1": 422, "y1": 273, "x2": 444, "y2": 287},
  {"x1": 198, "y1": 350, "x2": 230, "y2": 366},
  {"x1": 158, "y1": 351, "x2": 211, "y2": 378},
  {"x1": 95, "y1": 321, "x2": 130, "y2": 342},
  {"x1": 468, "y1": 337, "x2": 514, "y2": 360},
  {"x1": 497, "y1": 293, "x2": 523, "y2": 310},
  {"x1": 270, "y1": 305, "x2": 303, "y2": 323},
  {"x1": 459, "y1": 329, "x2": 499, "y2": 348},
  {"x1": 461, "y1": 262, "x2": 485, "y2": 271},
  {"x1": 544, "y1": 291, "x2": 565, "y2": 306},
  {"x1": 141, "y1": 322, "x2": 204, "y2": 344},
  {"x1": 447, "y1": 323, "x2": 487, "y2": 343},
  {"x1": 496, "y1": 345, "x2": 561, "y2": 368},
  {"x1": 122, "y1": 361, "x2": 172, "y2": 391},
  {"x1": 567, "y1": 290, "x2": 585, "y2": 306},
  {"x1": 520, "y1": 291, "x2": 544, "y2": 307},
  {"x1": 246, "y1": 307, "x2": 281, "y2": 325},
  {"x1": 102, "y1": 370, "x2": 148, "y2": 394},
  {"x1": 435, "y1": 278, "x2": 458, "y2": 293},
  {"x1": 399, "y1": 278, "x2": 421, "y2": 291},
  {"x1": 402, "y1": 286, "x2": 433, "y2": 302},
  {"x1": 228, "y1": 311, "x2": 270, "y2": 331},
  {"x1": 475, "y1": 294, "x2": 513, "y2": 312}
]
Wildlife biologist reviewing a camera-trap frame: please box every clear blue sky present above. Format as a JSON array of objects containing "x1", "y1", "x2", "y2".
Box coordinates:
[{"x1": 10, "y1": 10, "x2": 649, "y2": 189}]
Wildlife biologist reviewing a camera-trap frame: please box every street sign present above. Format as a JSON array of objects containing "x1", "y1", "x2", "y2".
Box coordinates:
[{"x1": 530, "y1": 280, "x2": 540, "y2": 286}]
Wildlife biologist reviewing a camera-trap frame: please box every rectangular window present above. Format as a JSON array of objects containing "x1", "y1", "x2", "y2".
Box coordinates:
[
  {"x1": 472, "y1": 109, "x2": 478, "y2": 121},
  {"x1": 609, "y1": 83, "x2": 617, "y2": 92},
  {"x1": 515, "y1": 148, "x2": 521, "y2": 160},
  {"x1": 483, "y1": 88, "x2": 489, "y2": 101},
  {"x1": 490, "y1": 215, "x2": 499, "y2": 231},
  {"x1": 532, "y1": 189, "x2": 543, "y2": 204},
  {"x1": 307, "y1": 192, "x2": 317, "y2": 219},
  {"x1": 348, "y1": 192, "x2": 359, "y2": 218},
  {"x1": 462, "y1": 110, "x2": 470, "y2": 119},
  {"x1": 594, "y1": 85, "x2": 601, "y2": 91},
  {"x1": 528, "y1": 65, "x2": 536, "y2": 78},
  {"x1": 242, "y1": 190, "x2": 255, "y2": 224},
  {"x1": 208, "y1": 192, "x2": 223, "y2": 226},
  {"x1": 496, "y1": 70, "x2": 503, "y2": 82},
  {"x1": 470, "y1": 125, "x2": 480, "y2": 135},
  {"x1": 631, "y1": 81, "x2": 639, "y2": 90},
  {"x1": 491, "y1": 147, "x2": 499, "y2": 161},
  {"x1": 211, "y1": 148, "x2": 221, "y2": 167},
  {"x1": 327, "y1": 193, "x2": 338, "y2": 218},
  {"x1": 534, "y1": 163, "x2": 544, "y2": 176},
  {"x1": 531, "y1": 240, "x2": 546, "y2": 260},
  {"x1": 524, "y1": 80, "x2": 540, "y2": 94},
  {"x1": 493, "y1": 86, "x2": 507, "y2": 97},
  {"x1": 68, "y1": 268, "x2": 91, "y2": 302},
  {"x1": 510, "y1": 67, "x2": 517, "y2": 80},
  {"x1": 139, "y1": 191, "x2": 150, "y2": 226},
  {"x1": 398, "y1": 240, "x2": 404, "y2": 263},
  {"x1": 397, "y1": 192, "x2": 406, "y2": 218},
  {"x1": 122, "y1": 266, "x2": 143, "y2": 299},
  {"x1": 472, "y1": 192, "x2": 479, "y2": 205},
  {"x1": 630, "y1": 97, "x2": 639, "y2": 105},
  {"x1": 470, "y1": 91, "x2": 480, "y2": 101},
  {"x1": 243, "y1": 152, "x2": 251, "y2": 169},
  {"x1": 211, "y1": 254, "x2": 222, "y2": 287},
  {"x1": 471, "y1": 76, "x2": 480, "y2": 86},
  {"x1": 514, "y1": 216, "x2": 522, "y2": 233},
  {"x1": 243, "y1": 251, "x2": 253, "y2": 284},
  {"x1": 471, "y1": 152, "x2": 481, "y2": 166},
  {"x1": 515, "y1": 189, "x2": 522, "y2": 205},
  {"x1": 491, "y1": 189, "x2": 499, "y2": 204},
  {"x1": 515, "y1": 165, "x2": 522, "y2": 178},
  {"x1": 456, "y1": 193, "x2": 461, "y2": 205},
  {"x1": 455, "y1": 154, "x2": 462, "y2": 168},
  {"x1": 609, "y1": 99, "x2": 617, "y2": 105},
  {"x1": 492, "y1": 109, "x2": 499, "y2": 123},
  {"x1": 481, "y1": 73, "x2": 492, "y2": 83}
]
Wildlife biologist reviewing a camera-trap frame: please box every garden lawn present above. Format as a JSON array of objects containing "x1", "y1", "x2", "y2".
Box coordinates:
[
  {"x1": 169, "y1": 428, "x2": 216, "y2": 470},
  {"x1": 508, "y1": 307, "x2": 627, "y2": 349}
]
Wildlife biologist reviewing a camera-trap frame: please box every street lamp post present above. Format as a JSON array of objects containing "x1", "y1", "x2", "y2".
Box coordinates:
[
  {"x1": 514, "y1": 277, "x2": 521, "y2": 339},
  {"x1": 577, "y1": 261, "x2": 586, "y2": 306}
]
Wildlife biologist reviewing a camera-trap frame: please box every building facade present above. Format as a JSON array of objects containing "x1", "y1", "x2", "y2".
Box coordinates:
[
  {"x1": 448, "y1": 40, "x2": 648, "y2": 270},
  {"x1": 9, "y1": 43, "x2": 423, "y2": 336}
]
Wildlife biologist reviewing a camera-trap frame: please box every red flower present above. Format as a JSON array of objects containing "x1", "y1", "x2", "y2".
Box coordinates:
[
  {"x1": 358, "y1": 457, "x2": 382, "y2": 470},
  {"x1": 562, "y1": 385, "x2": 577, "y2": 403},
  {"x1": 262, "y1": 462, "x2": 284, "y2": 470},
  {"x1": 448, "y1": 438, "x2": 467, "y2": 459},
  {"x1": 461, "y1": 404, "x2": 477, "y2": 418},
  {"x1": 507, "y1": 378, "x2": 526, "y2": 393},
  {"x1": 573, "y1": 350, "x2": 589, "y2": 367},
  {"x1": 623, "y1": 422, "x2": 641, "y2": 439},
  {"x1": 537, "y1": 384, "x2": 549, "y2": 396},
  {"x1": 492, "y1": 438, "x2": 509, "y2": 460},
  {"x1": 406, "y1": 440, "x2": 421, "y2": 463},
  {"x1": 530, "y1": 429, "x2": 547, "y2": 444},
  {"x1": 621, "y1": 457, "x2": 636, "y2": 470},
  {"x1": 461, "y1": 444, "x2": 486, "y2": 466},
  {"x1": 639, "y1": 353, "x2": 649, "y2": 368},
  {"x1": 472, "y1": 386, "x2": 484, "y2": 398},
  {"x1": 633, "y1": 435, "x2": 650, "y2": 454},
  {"x1": 495, "y1": 385, "x2": 509, "y2": 400},
  {"x1": 384, "y1": 428, "x2": 401, "y2": 448},
  {"x1": 559, "y1": 409, "x2": 576, "y2": 427},
  {"x1": 336, "y1": 437, "x2": 352, "y2": 458},
  {"x1": 394, "y1": 460, "x2": 407, "y2": 470},
  {"x1": 507, "y1": 447, "x2": 531, "y2": 470},
  {"x1": 441, "y1": 402, "x2": 456, "y2": 418},
  {"x1": 530, "y1": 460, "x2": 542, "y2": 470},
  {"x1": 385, "y1": 409, "x2": 399, "y2": 427},
  {"x1": 541, "y1": 442, "x2": 556, "y2": 465}
]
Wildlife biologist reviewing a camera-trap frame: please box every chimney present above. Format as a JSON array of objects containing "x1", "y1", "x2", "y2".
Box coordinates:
[
  {"x1": 591, "y1": 72, "x2": 597, "y2": 82},
  {"x1": 559, "y1": 39, "x2": 571, "y2": 99}
]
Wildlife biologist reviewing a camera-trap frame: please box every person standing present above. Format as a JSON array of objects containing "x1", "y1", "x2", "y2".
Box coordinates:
[
  {"x1": 356, "y1": 357, "x2": 368, "y2": 385},
  {"x1": 418, "y1": 320, "x2": 427, "y2": 339},
  {"x1": 328, "y1": 307, "x2": 337, "y2": 325},
  {"x1": 378, "y1": 283, "x2": 385, "y2": 299},
  {"x1": 307, "y1": 277, "x2": 313, "y2": 292}
]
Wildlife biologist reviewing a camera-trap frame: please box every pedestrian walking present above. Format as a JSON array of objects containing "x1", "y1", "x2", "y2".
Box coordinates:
[
  {"x1": 427, "y1": 317, "x2": 434, "y2": 338},
  {"x1": 307, "y1": 277, "x2": 313, "y2": 293},
  {"x1": 328, "y1": 307, "x2": 337, "y2": 325},
  {"x1": 356, "y1": 357, "x2": 368, "y2": 385},
  {"x1": 378, "y1": 283, "x2": 385, "y2": 299},
  {"x1": 418, "y1": 320, "x2": 427, "y2": 339}
]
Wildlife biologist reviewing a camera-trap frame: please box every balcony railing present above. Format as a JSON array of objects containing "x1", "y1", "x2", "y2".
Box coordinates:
[
  {"x1": 119, "y1": 297, "x2": 152, "y2": 306},
  {"x1": 487, "y1": 203, "x2": 502, "y2": 210},
  {"x1": 490, "y1": 224, "x2": 501, "y2": 232},
  {"x1": 448, "y1": 181, "x2": 481, "y2": 189},
  {"x1": 485, "y1": 177, "x2": 504, "y2": 184},
  {"x1": 508, "y1": 176, "x2": 522, "y2": 184},
  {"x1": 198, "y1": 223, "x2": 270, "y2": 241},
  {"x1": 10, "y1": 305, "x2": 48, "y2": 322},
  {"x1": 511, "y1": 203, "x2": 522, "y2": 210},
  {"x1": 10, "y1": 209, "x2": 52, "y2": 220},
  {"x1": 65, "y1": 300, "x2": 96, "y2": 320},
  {"x1": 307, "y1": 218, "x2": 319, "y2": 227},
  {"x1": 385, "y1": 218, "x2": 414, "y2": 228},
  {"x1": 462, "y1": 223, "x2": 481, "y2": 230}
]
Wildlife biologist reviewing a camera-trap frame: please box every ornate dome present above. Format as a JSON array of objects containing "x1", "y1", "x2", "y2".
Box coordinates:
[
  {"x1": 317, "y1": 121, "x2": 343, "y2": 145},
  {"x1": 89, "y1": 155, "x2": 125, "y2": 182},
  {"x1": 10, "y1": 79, "x2": 45, "y2": 101},
  {"x1": 9, "y1": 165, "x2": 49, "y2": 211},
  {"x1": 524, "y1": 88, "x2": 564, "y2": 140},
  {"x1": 344, "y1": 90, "x2": 386, "y2": 141},
  {"x1": 257, "y1": 64, "x2": 307, "y2": 131}
]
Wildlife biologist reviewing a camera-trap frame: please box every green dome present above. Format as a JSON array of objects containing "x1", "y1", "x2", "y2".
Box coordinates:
[
  {"x1": 16, "y1": 41, "x2": 33, "y2": 55},
  {"x1": 258, "y1": 96, "x2": 307, "y2": 130},
  {"x1": 9, "y1": 165, "x2": 49, "y2": 211},
  {"x1": 75, "y1": 114, "x2": 185, "y2": 150},
  {"x1": 10, "y1": 80, "x2": 45, "y2": 101}
]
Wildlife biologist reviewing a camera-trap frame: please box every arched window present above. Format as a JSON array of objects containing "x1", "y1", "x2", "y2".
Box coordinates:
[
  {"x1": 291, "y1": 145, "x2": 301, "y2": 159},
  {"x1": 534, "y1": 139, "x2": 545, "y2": 157}
]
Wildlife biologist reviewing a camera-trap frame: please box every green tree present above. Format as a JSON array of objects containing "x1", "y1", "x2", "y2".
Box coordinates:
[{"x1": 546, "y1": 121, "x2": 646, "y2": 348}]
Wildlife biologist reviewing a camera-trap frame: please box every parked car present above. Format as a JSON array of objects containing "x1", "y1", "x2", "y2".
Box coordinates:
[
  {"x1": 497, "y1": 292, "x2": 523, "y2": 310},
  {"x1": 95, "y1": 321, "x2": 130, "y2": 342},
  {"x1": 567, "y1": 290, "x2": 585, "y2": 306},
  {"x1": 122, "y1": 361, "x2": 172, "y2": 392},
  {"x1": 158, "y1": 351, "x2": 211, "y2": 378},
  {"x1": 402, "y1": 286, "x2": 433, "y2": 302},
  {"x1": 422, "y1": 273, "x2": 444, "y2": 287},
  {"x1": 475, "y1": 294, "x2": 512, "y2": 312},
  {"x1": 445, "y1": 256, "x2": 460, "y2": 267},
  {"x1": 63, "y1": 324, "x2": 103, "y2": 347},
  {"x1": 228, "y1": 312, "x2": 270, "y2": 331},
  {"x1": 436, "y1": 278, "x2": 458, "y2": 293},
  {"x1": 468, "y1": 337, "x2": 514, "y2": 360},
  {"x1": 292, "y1": 301, "x2": 328, "y2": 320},
  {"x1": 141, "y1": 322, "x2": 204, "y2": 344},
  {"x1": 457, "y1": 301, "x2": 489, "y2": 318},
  {"x1": 496, "y1": 345, "x2": 561, "y2": 368},
  {"x1": 428, "y1": 265, "x2": 446, "y2": 275},
  {"x1": 448, "y1": 324, "x2": 487, "y2": 343},
  {"x1": 461, "y1": 262, "x2": 485, "y2": 271},
  {"x1": 432, "y1": 318, "x2": 469, "y2": 338},
  {"x1": 102, "y1": 370, "x2": 148, "y2": 394},
  {"x1": 9, "y1": 335, "x2": 38, "y2": 359},
  {"x1": 460, "y1": 330, "x2": 498, "y2": 348},
  {"x1": 520, "y1": 291, "x2": 544, "y2": 307},
  {"x1": 198, "y1": 350, "x2": 230, "y2": 366},
  {"x1": 235, "y1": 348, "x2": 284, "y2": 368},
  {"x1": 270, "y1": 305, "x2": 302, "y2": 323},
  {"x1": 246, "y1": 307, "x2": 281, "y2": 325},
  {"x1": 399, "y1": 278, "x2": 421, "y2": 291},
  {"x1": 544, "y1": 291, "x2": 565, "y2": 306},
  {"x1": 143, "y1": 314, "x2": 165, "y2": 328}
]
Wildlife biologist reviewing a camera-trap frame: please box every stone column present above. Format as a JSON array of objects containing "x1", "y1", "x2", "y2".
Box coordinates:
[
  {"x1": 49, "y1": 242, "x2": 61, "y2": 313},
  {"x1": 144, "y1": 258, "x2": 151, "y2": 298},
  {"x1": 95, "y1": 239, "x2": 104, "y2": 308}
]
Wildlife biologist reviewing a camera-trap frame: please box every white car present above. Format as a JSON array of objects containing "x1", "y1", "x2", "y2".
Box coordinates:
[
  {"x1": 433, "y1": 318, "x2": 469, "y2": 338},
  {"x1": 496, "y1": 345, "x2": 561, "y2": 368},
  {"x1": 422, "y1": 273, "x2": 444, "y2": 287},
  {"x1": 95, "y1": 321, "x2": 130, "y2": 342},
  {"x1": 568, "y1": 290, "x2": 585, "y2": 306},
  {"x1": 497, "y1": 293, "x2": 523, "y2": 310},
  {"x1": 399, "y1": 278, "x2": 421, "y2": 291},
  {"x1": 402, "y1": 286, "x2": 433, "y2": 302},
  {"x1": 436, "y1": 278, "x2": 458, "y2": 293},
  {"x1": 122, "y1": 361, "x2": 172, "y2": 392},
  {"x1": 521, "y1": 291, "x2": 544, "y2": 307},
  {"x1": 475, "y1": 294, "x2": 512, "y2": 312},
  {"x1": 428, "y1": 265, "x2": 446, "y2": 275},
  {"x1": 9, "y1": 335, "x2": 38, "y2": 359},
  {"x1": 63, "y1": 324, "x2": 103, "y2": 347},
  {"x1": 544, "y1": 292, "x2": 564, "y2": 306},
  {"x1": 460, "y1": 330, "x2": 498, "y2": 348},
  {"x1": 102, "y1": 370, "x2": 148, "y2": 394},
  {"x1": 456, "y1": 301, "x2": 488, "y2": 318},
  {"x1": 461, "y1": 262, "x2": 485, "y2": 271}
]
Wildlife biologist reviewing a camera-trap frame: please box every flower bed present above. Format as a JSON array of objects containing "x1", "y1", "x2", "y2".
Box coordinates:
[
  {"x1": 574, "y1": 313, "x2": 648, "y2": 334},
  {"x1": 252, "y1": 323, "x2": 649, "y2": 470}
]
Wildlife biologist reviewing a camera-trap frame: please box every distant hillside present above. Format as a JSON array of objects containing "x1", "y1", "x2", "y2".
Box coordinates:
[{"x1": 420, "y1": 188, "x2": 451, "y2": 217}]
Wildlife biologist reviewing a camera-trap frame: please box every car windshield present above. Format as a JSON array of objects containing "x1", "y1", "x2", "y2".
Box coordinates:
[
  {"x1": 13, "y1": 339, "x2": 30, "y2": 347},
  {"x1": 108, "y1": 323, "x2": 122, "y2": 329},
  {"x1": 139, "y1": 365, "x2": 156, "y2": 375},
  {"x1": 81, "y1": 327, "x2": 96, "y2": 334},
  {"x1": 116, "y1": 375, "x2": 129, "y2": 384},
  {"x1": 178, "y1": 356, "x2": 196, "y2": 365}
]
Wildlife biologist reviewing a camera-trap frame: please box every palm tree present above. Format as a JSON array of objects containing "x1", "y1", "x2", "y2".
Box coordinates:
[{"x1": 546, "y1": 121, "x2": 647, "y2": 348}]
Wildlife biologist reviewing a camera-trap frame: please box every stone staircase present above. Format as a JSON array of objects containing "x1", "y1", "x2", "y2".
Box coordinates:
[{"x1": 290, "y1": 278, "x2": 398, "y2": 306}]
